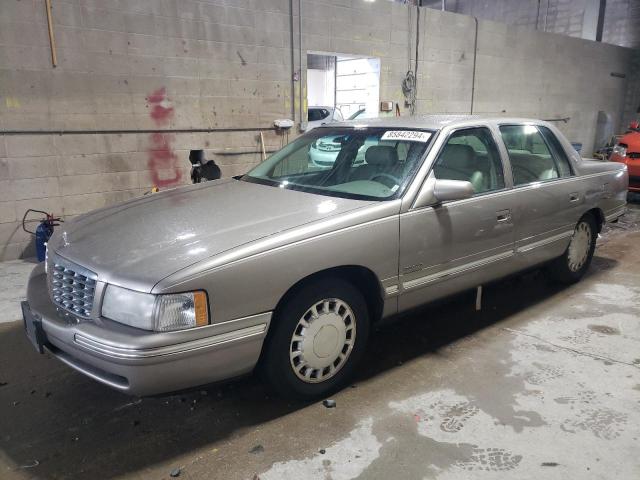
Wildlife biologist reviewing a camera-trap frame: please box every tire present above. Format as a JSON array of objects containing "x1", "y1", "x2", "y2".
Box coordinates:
[
  {"x1": 546, "y1": 213, "x2": 597, "y2": 284},
  {"x1": 260, "y1": 277, "x2": 370, "y2": 400}
]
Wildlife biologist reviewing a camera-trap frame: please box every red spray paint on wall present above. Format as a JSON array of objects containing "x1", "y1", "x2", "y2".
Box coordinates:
[{"x1": 146, "y1": 88, "x2": 182, "y2": 187}]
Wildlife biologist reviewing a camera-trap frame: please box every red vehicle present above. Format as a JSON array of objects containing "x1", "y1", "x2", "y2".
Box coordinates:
[{"x1": 610, "y1": 121, "x2": 640, "y2": 192}]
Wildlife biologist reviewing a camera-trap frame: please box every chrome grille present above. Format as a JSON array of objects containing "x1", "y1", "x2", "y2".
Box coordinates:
[{"x1": 49, "y1": 256, "x2": 97, "y2": 318}]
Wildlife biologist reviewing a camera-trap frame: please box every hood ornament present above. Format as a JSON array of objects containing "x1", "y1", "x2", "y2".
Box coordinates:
[{"x1": 61, "y1": 231, "x2": 70, "y2": 248}]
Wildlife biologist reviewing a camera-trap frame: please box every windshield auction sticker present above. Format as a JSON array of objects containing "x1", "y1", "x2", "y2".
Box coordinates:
[{"x1": 381, "y1": 130, "x2": 432, "y2": 142}]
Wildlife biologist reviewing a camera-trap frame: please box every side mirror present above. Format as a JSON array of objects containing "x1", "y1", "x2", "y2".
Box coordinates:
[
  {"x1": 433, "y1": 179, "x2": 475, "y2": 202},
  {"x1": 413, "y1": 172, "x2": 474, "y2": 209}
]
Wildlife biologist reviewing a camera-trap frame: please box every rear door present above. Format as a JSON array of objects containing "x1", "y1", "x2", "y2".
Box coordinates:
[
  {"x1": 498, "y1": 124, "x2": 581, "y2": 267},
  {"x1": 398, "y1": 126, "x2": 517, "y2": 311}
]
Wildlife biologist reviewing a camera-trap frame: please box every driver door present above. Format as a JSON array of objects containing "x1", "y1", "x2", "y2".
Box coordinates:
[{"x1": 398, "y1": 126, "x2": 517, "y2": 312}]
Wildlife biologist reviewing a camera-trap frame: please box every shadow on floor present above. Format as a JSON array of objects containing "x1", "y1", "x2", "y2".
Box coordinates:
[{"x1": 0, "y1": 255, "x2": 619, "y2": 480}]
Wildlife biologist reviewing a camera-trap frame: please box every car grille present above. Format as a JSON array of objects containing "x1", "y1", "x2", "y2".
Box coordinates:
[
  {"x1": 317, "y1": 143, "x2": 340, "y2": 152},
  {"x1": 49, "y1": 256, "x2": 97, "y2": 318}
]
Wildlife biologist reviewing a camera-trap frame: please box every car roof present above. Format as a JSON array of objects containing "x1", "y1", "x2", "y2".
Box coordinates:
[{"x1": 318, "y1": 114, "x2": 550, "y2": 131}]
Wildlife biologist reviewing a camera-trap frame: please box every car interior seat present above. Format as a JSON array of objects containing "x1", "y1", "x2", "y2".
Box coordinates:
[
  {"x1": 350, "y1": 146, "x2": 400, "y2": 182},
  {"x1": 434, "y1": 144, "x2": 485, "y2": 193},
  {"x1": 510, "y1": 152, "x2": 559, "y2": 184}
]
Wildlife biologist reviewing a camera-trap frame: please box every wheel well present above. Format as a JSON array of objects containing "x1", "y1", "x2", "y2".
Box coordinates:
[
  {"x1": 584, "y1": 208, "x2": 604, "y2": 232},
  {"x1": 273, "y1": 266, "x2": 385, "y2": 324}
]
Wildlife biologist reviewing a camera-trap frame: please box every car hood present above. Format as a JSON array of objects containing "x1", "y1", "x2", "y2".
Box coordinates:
[{"x1": 51, "y1": 179, "x2": 372, "y2": 291}]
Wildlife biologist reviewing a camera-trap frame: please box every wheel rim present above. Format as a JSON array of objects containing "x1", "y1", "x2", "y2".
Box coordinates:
[
  {"x1": 567, "y1": 221, "x2": 592, "y2": 272},
  {"x1": 289, "y1": 298, "x2": 356, "y2": 384}
]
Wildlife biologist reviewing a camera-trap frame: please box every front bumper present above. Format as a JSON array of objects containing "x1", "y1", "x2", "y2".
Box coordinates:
[
  {"x1": 24, "y1": 265, "x2": 271, "y2": 396},
  {"x1": 309, "y1": 148, "x2": 339, "y2": 167}
]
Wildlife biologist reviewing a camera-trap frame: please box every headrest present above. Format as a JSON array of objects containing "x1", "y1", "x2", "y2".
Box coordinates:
[
  {"x1": 439, "y1": 144, "x2": 475, "y2": 168},
  {"x1": 365, "y1": 146, "x2": 399, "y2": 166}
]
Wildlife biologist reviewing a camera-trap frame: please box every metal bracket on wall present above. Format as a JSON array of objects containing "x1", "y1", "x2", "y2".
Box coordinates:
[{"x1": 45, "y1": 0, "x2": 57, "y2": 67}]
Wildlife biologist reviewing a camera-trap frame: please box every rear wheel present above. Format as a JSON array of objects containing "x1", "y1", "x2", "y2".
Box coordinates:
[
  {"x1": 261, "y1": 277, "x2": 370, "y2": 400},
  {"x1": 546, "y1": 214, "x2": 597, "y2": 284}
]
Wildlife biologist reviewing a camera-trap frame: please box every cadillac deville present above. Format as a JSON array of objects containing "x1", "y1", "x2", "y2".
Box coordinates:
[{"x1": 23, "y1": 116, "x2": 628, "y2": 399}]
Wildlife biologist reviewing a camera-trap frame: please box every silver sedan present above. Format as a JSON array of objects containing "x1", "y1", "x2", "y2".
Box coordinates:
[{"x1": 23, "y1": 115, "x2": 628, "y2": 399}]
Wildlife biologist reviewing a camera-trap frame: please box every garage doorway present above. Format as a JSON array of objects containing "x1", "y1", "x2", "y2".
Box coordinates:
[{"x1": 306, "y1": 52, "x2": 380, "y2": 130}]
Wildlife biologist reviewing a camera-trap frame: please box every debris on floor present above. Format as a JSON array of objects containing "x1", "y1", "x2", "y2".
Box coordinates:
[{"x1": 322, "y1": 399, "x2": 336, "y2": 408}]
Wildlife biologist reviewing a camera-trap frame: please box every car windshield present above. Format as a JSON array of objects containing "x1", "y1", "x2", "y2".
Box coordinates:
[{"x1": 241, "y1": 127, "x2": 435, "y2": 201}]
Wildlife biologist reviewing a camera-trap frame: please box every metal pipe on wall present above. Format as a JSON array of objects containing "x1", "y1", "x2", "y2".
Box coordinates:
[
  {"x1": 289, "y1": 0, "x2": 296, "y2": 122},
  {"x1": 298, "y1": 0, "x2": 304, "y2": 129},
  {"x1": 44, "y1": 0, "x2": 57, "y2": 67},
  {"x1": 470, "y1": 16, "x2": 478, "y2": 115},
  {"x1": 0, "y1": 127, "x2": 277, "y2": 136}
]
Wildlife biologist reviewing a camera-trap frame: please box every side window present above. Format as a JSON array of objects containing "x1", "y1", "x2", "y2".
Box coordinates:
[
  {"x1": 308, "y1": 109, "x2": 330, "y2": 122},
  {"x1": 499, "y1": 125, "x2": 561, "y2": 185},
  {"x1": 538, "y1": 126, "x2": 573, "y2": 177},
  {"x1": 308, "y1": 109, "x2": 321, "y2": 122},
  {"x1": 433, "y1": 127, "x2": 505, "y2": 194}
]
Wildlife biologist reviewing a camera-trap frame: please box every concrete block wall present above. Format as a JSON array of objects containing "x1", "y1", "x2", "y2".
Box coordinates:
[
  {"x1": 0, "y1": 0, "x2": 635, "y2": 260},
  {"x1": 469, "y1": 16, "x2": 631, "y2": 150},
  {"x1": 602, "y1": 0, "x2": 640, "y2": 49},
  {"x1": 429, "y1": 0, "x2": 640, "y2": 49},
  {"x1": 622, "y1": 49, "x2": 640, "y2": 128},
  {"x1": 429, "y1": 0, "x2": 588, "y2": 36}
]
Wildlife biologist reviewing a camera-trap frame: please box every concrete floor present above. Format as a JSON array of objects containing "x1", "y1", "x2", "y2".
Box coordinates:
[{"x1": 1, "y1": 200, "x2": 639, "y2": 480}]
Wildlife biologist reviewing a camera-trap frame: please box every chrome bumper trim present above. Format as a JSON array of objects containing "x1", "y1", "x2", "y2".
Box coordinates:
[{"x1": 74, "y1": 322, "x2": 268, "y2": 360}]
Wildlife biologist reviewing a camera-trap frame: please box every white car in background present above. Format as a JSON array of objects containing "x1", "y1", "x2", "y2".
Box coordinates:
[
  {"x1": 309, "y1": 109, "x2": 370, "y2": 167},
  {"x1": 306, "y1": 106, "x2": 344, "y2": 131}
]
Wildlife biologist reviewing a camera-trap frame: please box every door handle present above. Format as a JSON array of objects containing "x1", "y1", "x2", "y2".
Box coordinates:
[
  {"x1": 569, "y1": 192, "x2": 579, "y2": 202},
  {"x1": 496, "y1": 209, "x2": 511, "y2": 223}
]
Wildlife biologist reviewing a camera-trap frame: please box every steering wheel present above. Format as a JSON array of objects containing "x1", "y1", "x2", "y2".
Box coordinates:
[{"x1": 371, "y1": 173, "x2": 401, "y2": 189}]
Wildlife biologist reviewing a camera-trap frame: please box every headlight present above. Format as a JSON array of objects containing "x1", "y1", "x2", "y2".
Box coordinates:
[
  {"x1": 612, "y1": 144, "x2": 627, "y2": 157},
  {"x1": 101, "y1": 285, "x2": 209, "y2": 332}
]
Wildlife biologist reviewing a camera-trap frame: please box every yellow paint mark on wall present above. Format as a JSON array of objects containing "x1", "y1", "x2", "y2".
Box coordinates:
[{"x1": 5, "y1": 97, "x2": 21, "y2": 109}]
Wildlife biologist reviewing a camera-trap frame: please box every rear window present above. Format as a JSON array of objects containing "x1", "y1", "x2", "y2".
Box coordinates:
[
  {"x1": 499, "y1": 125, "x2": 567, "y2": 186},
  {"x1": 538, "y1": 126, "x2": 573, "y2": 177}
]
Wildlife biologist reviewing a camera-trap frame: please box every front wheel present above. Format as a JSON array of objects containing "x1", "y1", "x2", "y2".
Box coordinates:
[
  {"x1": 546, "y1": 214, "x2": 597, "y2": 284},
  {"x1": 260, "y1": 277, "x2": 370, "y2": 400}
]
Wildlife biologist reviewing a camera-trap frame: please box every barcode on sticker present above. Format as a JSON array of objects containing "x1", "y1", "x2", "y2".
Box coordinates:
[{"x1": 381, "y1": 130, "x2": 432, "y2": 142}]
